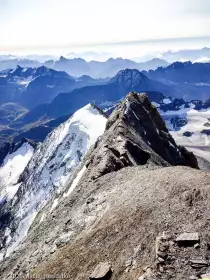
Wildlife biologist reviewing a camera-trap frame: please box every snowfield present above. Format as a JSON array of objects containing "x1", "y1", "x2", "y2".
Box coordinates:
[
  {"x1": 151, "y1": 99, "x2": 210, "y2": 161},
  {"x1": 170, "y1": 109, "x2": 210, "y2": 145},
  {"x1": 170, "y1": 109, "x2": 210, "y2": 160}
]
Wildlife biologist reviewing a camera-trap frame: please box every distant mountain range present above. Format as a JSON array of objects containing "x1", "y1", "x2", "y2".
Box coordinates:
[
  {"x1": 143, "y1": 61, "x2": 210, "y2": 100},
  {"x1": 0, "y1": 65, "x2": 108, "y2": 108},
  {"x1": 45, "y1": 57, "x2": 169, "y2": 78},
  {"x1": 0, "y1": 68, "x2": 173, "y2": 145},
  {"x1": 0, "y1": 57, "x2": 169, "y2": 78},
  {"x1": 1, "y1": 62, "x2": 210, "y2": 146},
  {"x1": 159, "y1": 47, "x2": 210, "y2": 63},
  {"x1": 144, "y1": 61, "x2": 210, "y2": 83}
]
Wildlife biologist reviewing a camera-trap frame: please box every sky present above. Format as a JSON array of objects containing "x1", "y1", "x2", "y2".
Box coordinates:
[{"x1": 0, "y1": 0, "x2": 210, "y2": 58}]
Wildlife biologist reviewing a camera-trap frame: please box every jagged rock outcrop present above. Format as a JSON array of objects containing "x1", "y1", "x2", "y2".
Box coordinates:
[
  {"x1": 0, "y1": 93, "x2": 202, "y2": 280},
  {"x1": 83, "y1": 92, "x2": 198, "y2": 182}
]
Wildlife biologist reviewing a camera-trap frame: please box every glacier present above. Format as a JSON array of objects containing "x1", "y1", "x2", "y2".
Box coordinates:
[{"x1": 0, "y1": 104, "x2": 107, "y2": 260}]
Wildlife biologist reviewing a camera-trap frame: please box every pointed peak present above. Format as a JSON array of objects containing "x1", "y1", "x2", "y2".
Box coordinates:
[
  {"x1": 59, "y1": 55, "x2": 67, "y2": 61},
  {"x1": 110, "y1": 69, "x2": 147, "y2": 84}
]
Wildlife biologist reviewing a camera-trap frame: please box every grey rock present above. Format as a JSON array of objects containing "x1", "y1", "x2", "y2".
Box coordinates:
[
  {"x1": 201, "y1": 273, "x2": 210, "y2": 278},
  {"x1": 176, "y1": 232, "x2": 199, "y2": 245},
  {"x1": 89, "y1": 262, "x2": 112, "y2": 280},
  {"x1": 190, "y1": 259, "x2": 208, "y2": 268},
  {"x1": 189, "y1": 276, "x2": 198, "y2": 280},
  {"x1": 138, "y1": 268, "x2": 155, "y2": 280},
  {"x1": 194, "y1": 243, "x2": 200, "y2": 249}
]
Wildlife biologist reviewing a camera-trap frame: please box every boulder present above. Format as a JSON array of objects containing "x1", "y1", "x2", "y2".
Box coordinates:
[{"x1": 89, "y1": 262, "x2": 112, "y2": 280}]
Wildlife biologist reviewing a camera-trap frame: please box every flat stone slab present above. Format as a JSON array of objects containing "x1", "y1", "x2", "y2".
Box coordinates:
[
  {"x1": 176, "y1": 232, "x2": 199, "y2": 243},
  {"x1": 190, "y1": 259, "x2": 208, "y2": 268},
  {"x1": 90, "y1": 262, "x2": 112, "y2": 280}
]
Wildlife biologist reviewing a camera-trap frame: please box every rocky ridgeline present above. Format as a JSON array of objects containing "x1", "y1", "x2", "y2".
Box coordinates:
[
  {"x1": 83, "y1": 92, "x2": 198, "y2": 183},
  {"x1": 0, "y1": 93, "x2": 206, "y2": 280}
]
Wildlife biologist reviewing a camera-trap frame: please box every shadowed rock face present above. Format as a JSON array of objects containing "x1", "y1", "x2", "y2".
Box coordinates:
[{"x1": 83, "y1": 92, "x2": 198, "y2": 181}]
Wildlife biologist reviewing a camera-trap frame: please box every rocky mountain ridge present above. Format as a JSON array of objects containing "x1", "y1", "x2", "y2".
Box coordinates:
[
  {"x1": 0, "y1": 92, "x2": 201, "y2": 280},
  {"x1": 0, "y1": 56, "x2": 169, "y2": 78}
]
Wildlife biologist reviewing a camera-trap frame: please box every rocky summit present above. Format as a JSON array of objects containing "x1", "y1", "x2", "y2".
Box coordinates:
[{"x1": 1, "y1": 93, "x2": 210, "y2": 280}]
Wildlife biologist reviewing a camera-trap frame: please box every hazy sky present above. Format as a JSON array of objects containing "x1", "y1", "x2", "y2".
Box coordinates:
[{"x1": 0, "y1": 0, "x2": 210, "y2": 56}]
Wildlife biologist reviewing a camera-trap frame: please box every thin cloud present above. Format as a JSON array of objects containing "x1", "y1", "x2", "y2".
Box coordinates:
[{"x1": 1, "y1": 35, "x2": 210, "y2": 53}]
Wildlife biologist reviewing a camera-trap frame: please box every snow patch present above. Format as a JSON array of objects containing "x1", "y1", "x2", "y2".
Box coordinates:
[
  {"x1": 152, "y1": 102, "x2": 160, "y2": 108},
  {"x1": 5, "y1": 228, "x2": 12, "y2": 245},
  {"x1": 163, "y1": 98, "x2": 171, "y2": 104},
  {"x1": 50, "y1": 198, "x2": 59, "y2": 212},
  {"x1": 6, "y1": 183, "x2": 22, "y2": 200},
  {"x1": 0, "y1": 253, "x2": 4, "y2": 263},
  {"x1": 63, "y1": 165, "x2": 86, "y2": 197},
  {"x1": 18, "y1": 80, "x2": 31, "y2": 86},
  {"x1": 39, "y1": 213, "x2": 46, "y2": 225},
  {"x1": 0, "y1": 142, "x2": 34, "y2": 200},
  {"x1": 6, "y1": 211, "x2": 37, "y2": 257},
  {"x1": 46, "y1": 85, "x2": 55, "y2": 88},
  {"x1": 124, "y1": 99, "x2": 140, "y2": 120}
]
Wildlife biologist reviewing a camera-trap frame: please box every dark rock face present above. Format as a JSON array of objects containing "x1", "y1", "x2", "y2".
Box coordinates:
[
  {"x1": 83, "y1": 92, "x2": 198, "y2": 181},
  {"x1": 183, "y1": 131, "x2": 194, "y2": 137},
  {"x1": 171, "y1": 117, "x2": 187, "y2": 130}
]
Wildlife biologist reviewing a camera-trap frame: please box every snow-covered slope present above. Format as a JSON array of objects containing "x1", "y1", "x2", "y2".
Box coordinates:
[
  {"x1": 152, "y1": 98, "x2": 210, "y2": 161},
  {"x1": 0, "y1": 104, "x2": 107, "y2": 260},
  {"x1": 0, "y1": 141, "x2": 34, "y2": 201}
]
